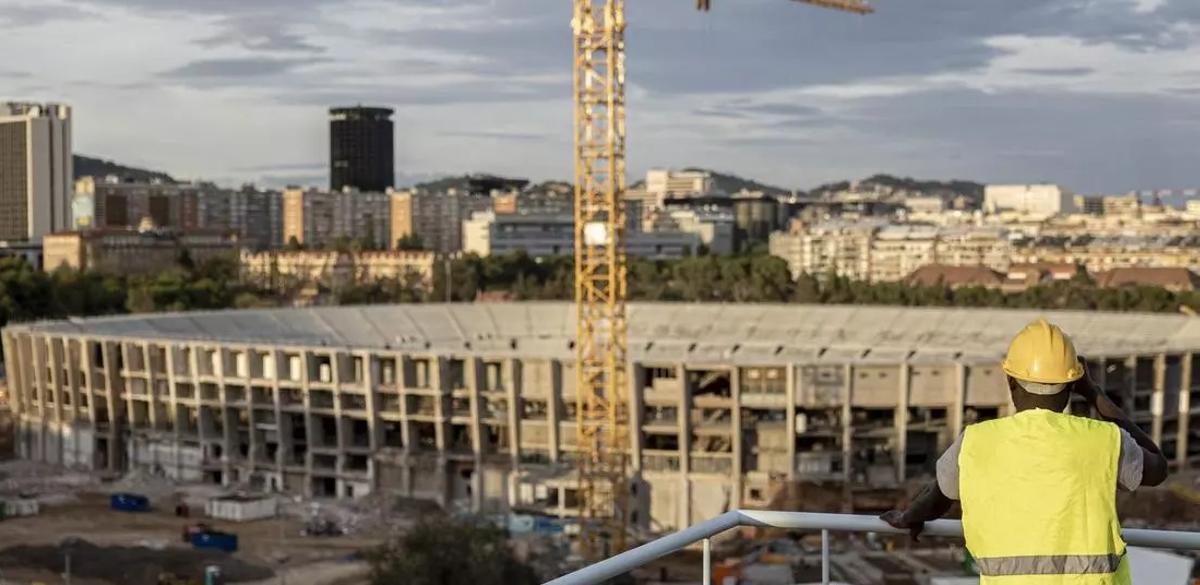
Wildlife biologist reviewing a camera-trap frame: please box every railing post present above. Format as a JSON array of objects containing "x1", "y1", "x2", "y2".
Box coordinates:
[
  {"x1": 702, "y1": 538, "x2": 711, "y2": 585},
  {"x1": 821, "y1": 529, "x2": 830, "y2": 585}
]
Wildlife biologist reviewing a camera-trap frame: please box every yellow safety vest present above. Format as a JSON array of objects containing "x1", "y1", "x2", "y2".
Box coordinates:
[{"x1": 959, "y1": 409, "x2": 1131, "y2": 585}]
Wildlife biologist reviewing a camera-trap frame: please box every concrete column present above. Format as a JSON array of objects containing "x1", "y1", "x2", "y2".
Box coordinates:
[
  {"x1": 219, "y1": 347, "x2": 235, "y2": 485},
  {"x1": 365, "y1": 352, "x2": 380, "y2": 452},
  {"x1": 950, "y1": 363, "x2": 966, "y2": 443},
  {"x1": 47, "y1": 337, "x2": 63, "y2": 424},
  {"x1": 272, "y1": 350, "x2": 287, "y2": 480},
  {"x1": 165, "y1": 344, "x2": 181, "y2": 478},
  {"x1": 102, "y1": 342, "x2": 121, "y2": 472},
  {"x1": 397, "y1": 353, "x2": 413, "y2": 498},
  {"x1": 628, "y1": 362, "x2": 643, "y2": 473},
  {"x1": 507, "y1": 359, "x2": 522, "y2": 469},
  {"x1": 433, "y1": 357, "x2": 448, "y2": 451},
  {"x1": 895, "y1": 362, "x2": 910, "y2": 483},
  {"x1": 80, "y1": 338, "x2": 97, "y2": 436},
  {"x1": 2, "y1": 332, "x2": 21, "y2": 417},
  {"x1": 65, "y1": 337, "x2": 81, "y2": 425},
  {"x1": 841, "y1": 364, "x2": 853, "y2": 485},
  {"x1": 300, "y1": 350, "x2": 315, "y2": 497},
  {"x1": 467, "y1": 358, "x2": 484, "y2": 512},
  {"x1": 142, "y1": 342, "x2": 156, "y2": 429},
  {"x1": 679, "y1": 363, "x2": 690, "y2": 476},
  {"x1": 1178, "y1": 353, "x2": 1192, "y2": 470},
  {"x1": 1152, "y1": 353, "x2": 1166, "y2": 446},
  {"x1": 730, "y1": 366, "x2": 742, "y2": 509},
  {"x1": 785, "y1": 363, "x2": 797, "y2": 481},
  {"x1": 548, "y1": 360, "x2": 561, "y2": 463},
  {"x1": 42, "y1": 335, "x2": 58, "y2": 421},
  {"x1": 119, "y1": 343, "x2": 135, "y2": 431},
  {"x1": 679, "y1": 363, "x2": 691, "y2": 529}
]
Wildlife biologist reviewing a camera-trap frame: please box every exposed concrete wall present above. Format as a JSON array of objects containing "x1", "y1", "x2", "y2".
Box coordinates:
[{"x1": 3, "y1": 326, "x2": 1194, "y2": 533}]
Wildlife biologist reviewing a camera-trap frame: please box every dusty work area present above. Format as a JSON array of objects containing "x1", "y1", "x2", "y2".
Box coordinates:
[
  {"x1": 0, "y1": 540, "x2": 273, "y2": 585},
  {"x1": 0, "y1": 462, "x2": 389, "y2": 585}
]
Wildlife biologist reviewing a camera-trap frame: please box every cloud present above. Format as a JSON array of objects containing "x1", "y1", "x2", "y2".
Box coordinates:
[
  {"x1": 439, "y1": 130, "x2": 548, "y2": 142},
  {"x1": 0, "y1": 2, "x2": 100, "y2": 26},
  {"x1": 234, "y1": 162, "x2": 325, "y2": 173},
  {"x1": 161, "y1": 57, "x2": 328, "y2": 79},
  {"x1": 0, "y1": 70, "x2": 32, "y2": 79},
  {"x1": 1013, "y1": 66, "x2": 1095, "y2": 77}
]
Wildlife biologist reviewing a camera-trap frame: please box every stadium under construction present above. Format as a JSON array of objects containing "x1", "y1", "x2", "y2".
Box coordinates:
[{"x1": 3, "y1": 303, "x2": 1199, "y2": 531}]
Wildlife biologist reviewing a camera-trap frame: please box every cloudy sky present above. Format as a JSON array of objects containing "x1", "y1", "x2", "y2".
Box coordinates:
[{"x1": 3, "y1": 0, "x2": 1200, "y2": 192}]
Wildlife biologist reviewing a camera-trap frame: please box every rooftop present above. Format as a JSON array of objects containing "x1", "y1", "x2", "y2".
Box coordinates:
[{"x1": 9, "y1": 303, "x2": 1200, "y2": 365}]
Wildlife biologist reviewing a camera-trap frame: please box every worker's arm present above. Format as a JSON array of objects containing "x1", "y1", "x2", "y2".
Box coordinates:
[
  {"x1": 880, "y1": 480, "x2": 954, "y2": 541},
  {"x1": 1074, "y1": 359, "x2": 1169, "y2": 487}
]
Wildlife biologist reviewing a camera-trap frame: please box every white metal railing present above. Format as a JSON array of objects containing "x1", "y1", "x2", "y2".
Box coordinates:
[{"x1": 543, "y1": 510, "x2": 1200, "y2": 585}]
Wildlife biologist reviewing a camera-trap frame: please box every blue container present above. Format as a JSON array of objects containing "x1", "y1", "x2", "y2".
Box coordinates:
[
  {"x1": 110, "y1": 493, "x2": 150, "y2": 512},
  {"x1": 192, "y1": 531, "x2": 238, "y2": 553}
]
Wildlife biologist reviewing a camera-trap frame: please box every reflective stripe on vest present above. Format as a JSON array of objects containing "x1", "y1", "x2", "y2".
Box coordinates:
[{"x1": 974, "y1": 553, "x2": 1125, "y2": 577}]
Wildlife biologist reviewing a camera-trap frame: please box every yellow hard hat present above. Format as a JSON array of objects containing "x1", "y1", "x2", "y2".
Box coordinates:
[{"x1": 1001, "y1": 318, "x2": 1084, "y2": 384}]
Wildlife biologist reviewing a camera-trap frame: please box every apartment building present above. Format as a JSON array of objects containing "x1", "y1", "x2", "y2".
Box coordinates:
[
  {"x1": 772, "y1": 221, "x2": 1012, "y2": 283},
  {"x1": 283, "y1": 188, "x2": 391, "y2": 250},
  {"x1": 74, "y1": 178, "x2": 283, "y2": 249},
  {"x1": 389, "y1": 189, "x2": 492, "y2": 254},
  {"x1": 5, "y1": 303, "x2": 1197, "y2": 531},
  {"x1": 768, "y1": 220, "x2": 879, "y2": 281}
]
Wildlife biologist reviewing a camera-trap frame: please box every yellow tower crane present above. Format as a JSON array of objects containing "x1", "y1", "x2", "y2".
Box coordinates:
[{"x1": 571, "y1": 0, "x2": 873, "y2": 558}]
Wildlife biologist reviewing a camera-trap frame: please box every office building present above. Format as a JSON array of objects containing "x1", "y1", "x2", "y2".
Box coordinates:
[
  {"x1": 462, "y1": 211, "x2": 699, "y2": 259},
  {"x1": 0, "y1": 102, "x2": 72, "y2": 242},
  {"x1": 330, "y1": 107, "x2": 394, "y2": 193},
  {"x1": 5, "y1": 304, "x2": 1197, "y2": 530},
  {"x1": 733, "y1": 193, "x2": 782, "y2": 251},
  {"x1": 983, "y1": 184, "x2": 1076, "y2": 216},
  {"x1": 647, "y1": 208, "x2": 735, "y2": 255}
]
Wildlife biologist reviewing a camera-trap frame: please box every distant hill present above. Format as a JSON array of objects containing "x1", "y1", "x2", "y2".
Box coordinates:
[
  {"x1": 630, "y1": 168, "x2": 792, "y2": 197},
  {"x1": 413, "y1": 173, "x2": 529, "y2": 194},
  {"x1": 810, "y1": 173, "x2": 984, "y2": 202},
  {"x1": 74, "y1": 155, "x2": 175, "y2": 183}
]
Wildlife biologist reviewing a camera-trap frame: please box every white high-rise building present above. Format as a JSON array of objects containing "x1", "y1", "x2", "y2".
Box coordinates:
[
  {"x1": 983, "y1": 184, "x2": 1076, "y2": 216},
  {"x1": 0, "y1": 103, "x2": 73, "y2": 242}
]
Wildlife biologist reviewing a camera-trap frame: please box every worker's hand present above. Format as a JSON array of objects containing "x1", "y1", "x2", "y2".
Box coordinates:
[
  {"x1": 1072, "y1": 355, "x2": 1100, "y2": 402},
  {"x1": 880, "y1": 510, "x2": 925, "y2": 542}
]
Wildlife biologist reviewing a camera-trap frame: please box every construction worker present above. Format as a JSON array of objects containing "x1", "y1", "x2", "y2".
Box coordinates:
[{"x1": 881, "y1": 318, "x2": 1169, "y2": 584}]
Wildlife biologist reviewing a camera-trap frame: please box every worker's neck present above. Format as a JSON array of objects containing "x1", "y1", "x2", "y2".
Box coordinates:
[{"x1": 1010, "y1": 391, "x2": 1070, "y2": 413}]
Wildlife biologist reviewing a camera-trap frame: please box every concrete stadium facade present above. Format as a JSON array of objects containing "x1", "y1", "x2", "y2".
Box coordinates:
[{"x1": 4, "y1": 303, "x2": 1199, "y2": 531}]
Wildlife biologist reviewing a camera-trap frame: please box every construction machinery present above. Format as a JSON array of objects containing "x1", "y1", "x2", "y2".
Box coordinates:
[{"x1": 570, "y1": 0, "x2": 873, "y2": 559}]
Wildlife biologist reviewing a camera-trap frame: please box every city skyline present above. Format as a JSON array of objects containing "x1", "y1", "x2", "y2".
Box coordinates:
[{"x1": 3, "y1": 0, "x2": 1200, "y2": 193}]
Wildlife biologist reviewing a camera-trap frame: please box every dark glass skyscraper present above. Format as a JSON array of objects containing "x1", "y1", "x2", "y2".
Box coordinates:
[{"x1": 329, "y1": 106, "x2": 394, "y2": 193}]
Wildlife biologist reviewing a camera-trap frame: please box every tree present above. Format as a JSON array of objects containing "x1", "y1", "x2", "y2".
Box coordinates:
[
  {"x1": 285, "y1": 236, "x2": 304, "y2": 251},
  {"x1": 367, "y1": 516, "x2": 538, "y2": 585},
  {"x1": 396, "y1": 234, "x2": 426, "y2": 251}
]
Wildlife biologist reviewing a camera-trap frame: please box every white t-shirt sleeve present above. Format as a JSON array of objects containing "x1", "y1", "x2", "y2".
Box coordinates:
[
  {"x1": 1117, "y1": 428, "x2": 1145, "y2": 492},
  {"x1": 935, "y1": 433, "x2": 964, "y2": 501}
]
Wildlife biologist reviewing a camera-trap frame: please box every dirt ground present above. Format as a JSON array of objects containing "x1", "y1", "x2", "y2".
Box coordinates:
[{"x1": 0, "y1": 493, "x2": 378, "y2": 585}]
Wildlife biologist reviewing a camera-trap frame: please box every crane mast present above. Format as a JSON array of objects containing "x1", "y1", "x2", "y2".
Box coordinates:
[
  {"x1": 572, "y1": 0, "x2": 630, "y2": 558},
  {"x1": 571, "y1": 0, "x2": 872, "y2": 560}
]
